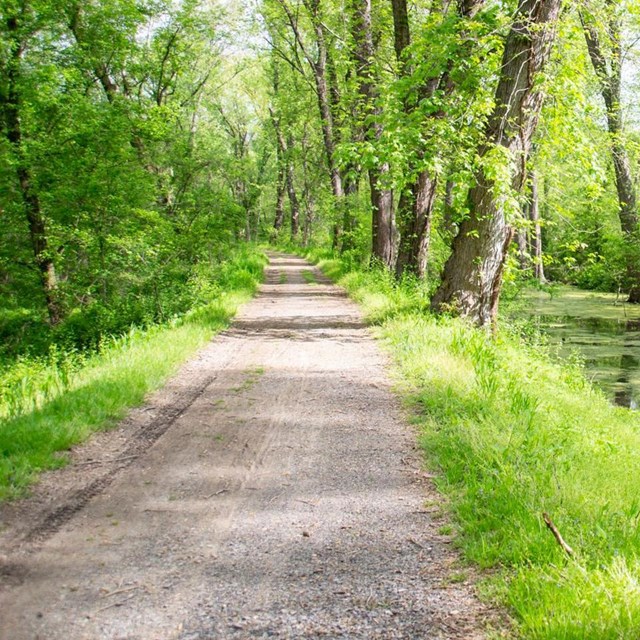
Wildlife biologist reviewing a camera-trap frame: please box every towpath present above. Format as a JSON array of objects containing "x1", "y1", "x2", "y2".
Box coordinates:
[{"x1": 0, "y1": 254, "x2": 490, "y2": 639}]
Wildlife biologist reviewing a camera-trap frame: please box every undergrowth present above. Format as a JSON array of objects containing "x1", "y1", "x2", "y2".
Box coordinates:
[
  {"x1": 308, "y1": 250, "x2": 640, "y2": 639},
  {"x1": 0, "y1": 246, "x2": 266, "y2": 500}
]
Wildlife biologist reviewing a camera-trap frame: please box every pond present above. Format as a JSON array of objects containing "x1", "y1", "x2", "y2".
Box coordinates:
[{"x1": 512, "y1": 286, "x2": 640, "y2": 409}]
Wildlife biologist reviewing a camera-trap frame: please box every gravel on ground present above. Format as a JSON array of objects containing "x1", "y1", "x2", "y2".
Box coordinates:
[{"x1": 0, "y1": 254, "x2": 495, "y2": 639}]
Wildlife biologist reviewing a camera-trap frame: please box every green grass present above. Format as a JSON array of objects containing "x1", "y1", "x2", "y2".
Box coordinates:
[
  {"x1": 0, "y1": 247, "x2": 266, "y2": 501},
  {"x1": 310, "y1": 252, "x2": 640, "y2": 639},
  {"x1": 302, "y1": 269, "x2": 317, "y2": 284},
  {"x1": 232, "y1": 366, "x2": 266, "y2": 392}
]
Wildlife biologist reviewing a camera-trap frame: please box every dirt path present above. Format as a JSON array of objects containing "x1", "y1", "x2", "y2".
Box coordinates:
[{"x1": 0, "y1": 254, "x2": 492, "y2": 639}]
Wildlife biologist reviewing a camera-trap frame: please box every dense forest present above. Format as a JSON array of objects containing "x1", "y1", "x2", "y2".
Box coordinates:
[{"x1": 3, "y1": 0, "x2": 640, "y2": 636}]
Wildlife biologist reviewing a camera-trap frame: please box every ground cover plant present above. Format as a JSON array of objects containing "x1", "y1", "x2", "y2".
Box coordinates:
[
  {"x1": 0, "y1": 248, "x2": 266, "y2": 501},
  {"x1": 310, "y1": 249, "x2": 640, "y2": 639}
]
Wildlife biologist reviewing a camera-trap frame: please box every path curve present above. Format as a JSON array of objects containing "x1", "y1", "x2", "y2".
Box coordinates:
[{"x1": 0, "y1": 254, "x2": 490, "y2": 639}]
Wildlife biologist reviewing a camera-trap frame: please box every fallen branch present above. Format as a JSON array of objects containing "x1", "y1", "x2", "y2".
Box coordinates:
[{"x1": 543, "y1": 512, "x2": 575, "y2": 558}]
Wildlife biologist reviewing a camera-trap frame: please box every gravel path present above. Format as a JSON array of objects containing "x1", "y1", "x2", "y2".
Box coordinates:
[{"x1": 0, "y1": 254, "x2": 492, "y2": 639}]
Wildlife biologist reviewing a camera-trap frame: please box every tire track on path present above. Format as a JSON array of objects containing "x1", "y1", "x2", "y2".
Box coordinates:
[{"x1": 0, "y1": 253, "x2": 494, "y2": 639}]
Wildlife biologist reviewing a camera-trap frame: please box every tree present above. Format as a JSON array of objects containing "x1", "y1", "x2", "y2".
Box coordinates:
[
  {"x1": 581, "y1": 0, "x2": 640, "y2": 302},
  {"x1": 431, "y1": 0, "x2": 564, "y2": 326},
  {"x1": 273, "y1": 0, "x2": 345, "y2": 209},
  {"x1": 391, "y1": 0, "x2": 485, "y2": 279},
  {"x1": 1, "y1": 3, "x2": 62, "y2": 325},
  {"x1": 350, "y1": 0, "x2": 395, "y2": 267},
  {"x1": 1, "y1": 0, "x2": 260, "y2": 343}
]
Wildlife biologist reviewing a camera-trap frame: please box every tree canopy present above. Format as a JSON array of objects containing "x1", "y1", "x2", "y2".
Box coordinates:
[{"x1": 2, "y1": 0, "x2": 640, "y2": 346}]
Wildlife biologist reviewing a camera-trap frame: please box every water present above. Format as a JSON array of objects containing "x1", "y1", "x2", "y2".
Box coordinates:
[{"x1": 514, "y1": 287, "x2": 640, "y2": 409}]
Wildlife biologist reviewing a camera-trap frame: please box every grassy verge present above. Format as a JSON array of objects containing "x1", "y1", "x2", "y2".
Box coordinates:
[
  {"x1": 0, "y1": 247, "x2": 266, "y2": 501},
  {"x1": 307, "y1": 249, "x2": 640, "y2": 639}
]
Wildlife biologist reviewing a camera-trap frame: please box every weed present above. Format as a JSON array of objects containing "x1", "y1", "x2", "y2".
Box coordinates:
[
  {"x1": 302, "y1": 270, "x2": 317, "y2": 284},
  {"x1": 447, "y1": 572, "x2": 468, "y2": 584},
  {"x1": 232, "y1": 366, "x2": 266, "y2": 393}
]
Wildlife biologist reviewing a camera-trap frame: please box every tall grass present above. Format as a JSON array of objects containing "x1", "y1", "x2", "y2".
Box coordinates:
[
  {"x1": 0, "y1": 247, "x2": 266, "y2": 501},
  {"x1": 313, "y1": 253, "x2": 640, "y2": 639}
]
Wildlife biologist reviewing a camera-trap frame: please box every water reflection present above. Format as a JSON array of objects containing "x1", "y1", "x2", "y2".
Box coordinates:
[
  {"x1": 613, "y1": 322, "x2": 640, "y2": 409},
  {"x1": 530, "y1": 310, "x2": 640, "y2": 409}
]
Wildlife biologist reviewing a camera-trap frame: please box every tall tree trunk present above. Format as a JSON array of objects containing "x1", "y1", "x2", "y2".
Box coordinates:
[
  {"x1": 286, "y1": 135, "x2": 301, "y2": 239},
  {"x1": 274, "y1": 165, "x2": 286, "y2": 232},
  {"x1": 431, "y1": 0, "x2": 563, "y2": 326},
  {"x1": 299, "y1": 1, "x2": 345, "y2": 203},
  {"x1": 301, "y1": 127, "x2": 316, "y2": 247},
  {"x1": 395, "y1": 172, "x2": 438, "y2": 278},
  {"x1": 517, "y1": 229, "x2": 530, "y2": 272},
  {"x1": 278, "y1": 0, "x2": 345, "y2": 242},
  {"x1": 3, "y1": 12, "x2": 61, "y2": 325},
  {"x1": 442, "y1": 179, "x2": 457, "y2": 239},
  {"x1": 368, "y1": 166, "x2": 396, "y2": 267},
  {"x1": 271, "y1": 103, "x2": 301, "y2": 239},
  {"x1": 351, "y1": 0, "x2": 396, "y2": 268},
  {"x1": 340, "y1": 166, "x2": 360, "y2": 252},
  {"x1": 391, "y1": 0, "x2": 484, "y2": 279},
  {"x1": 272, "y1": 121, "x2": 285, "y2": 232},
  {"x1": 529, "y1": 170, "x2": 546, "y2": 283},
  {"x1": 390, "y1": 0, "x2": 434, "y2": 277},
  {"x1": 581, "y1": 4, "x2": 640, "y2": 302}
]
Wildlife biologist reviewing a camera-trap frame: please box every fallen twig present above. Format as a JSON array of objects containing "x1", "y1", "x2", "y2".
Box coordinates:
[
  {"x1": 205, "y1": 488, "x2": 229, "y2": 499},
  {"x1": 543, "y1": 512, "x2": 575, "y2": 558},
  {"x1": 407, "y1": 537, "x2": 425, "y2": 549},
  {"x1": 101, "y1": 585, "x2": 141, "y2": 599},
  {"x1": 94, "y1": 593, "x2": 136, "y2": 614}
]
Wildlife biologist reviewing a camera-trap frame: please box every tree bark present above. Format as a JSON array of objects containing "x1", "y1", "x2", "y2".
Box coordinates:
[
  {"x1": 351, "y1": 0, "x2": 396, "y2": 268},
  {"x1": 390, "y1": 0, "x2": 410, "y2": 64},
  {"x1": 517, "y1": 229, "x2": 530, "y2": 272},
  {"x1": 286, "y1": 136, "x2": 301, "y2": 239},
  {"x1": 3, "y1": 11, "x2": 62, "y2": 325},
  {"x1": 395, "y1": 171, "x2": 438, "y2": 278},
  {"x1": 581, "y1": 5, "x2": 639, "y2": 302},
  {"x1": 391, "y1": 0, "x2": 484, "y2": 279},
  {"x1": 442, "y1": 179, "x2": 457, "y2": 239},
  {"x1": 300, "y1": 126, "x2": 316, "y2": 247},
  {"x1": 431, "y1": 0, "x2": 563, "y2": 326},
  {"x1": 390, "y1": 0, "x2": 425, "y2": 278},
  {"x1": 529, "y1": 170, "x2": 546, "y2": 283},
  {"x1": 340, "y1": 166, "x2": 360, "y2": 252},
  {"x1": 274, "y1": 164, "x2": 286, "y2": 231}
]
